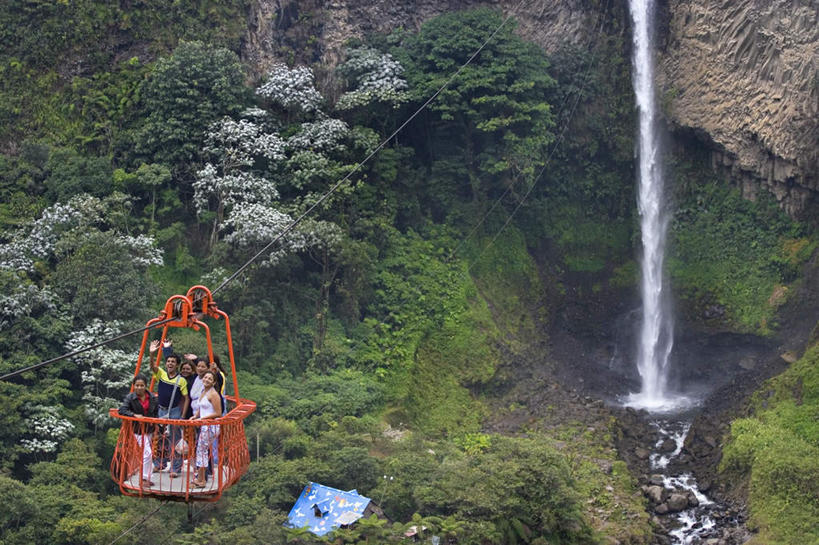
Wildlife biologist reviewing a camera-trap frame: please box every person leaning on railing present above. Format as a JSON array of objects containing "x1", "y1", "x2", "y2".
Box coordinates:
[{"x1": 118, "y1": 374, "x2": 158, "y2": 489}]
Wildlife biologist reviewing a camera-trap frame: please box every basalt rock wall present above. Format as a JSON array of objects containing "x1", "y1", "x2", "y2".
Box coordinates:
[
  {"x1": 243, "y1": 0, "x2": 818, "y2": 218},
  {"x1": 657, "y1": 0, "x2": 818, "y2": 219}
]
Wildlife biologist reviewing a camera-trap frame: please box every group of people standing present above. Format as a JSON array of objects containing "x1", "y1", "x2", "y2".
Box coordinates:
[{"x1": 118, "y1": 339, "x2": 228, "y2": 489}]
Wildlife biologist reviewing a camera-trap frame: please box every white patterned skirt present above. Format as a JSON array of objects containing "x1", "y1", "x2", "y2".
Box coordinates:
[{"x1": 195, "y1": 424, "x2": 220, "y2": 468}]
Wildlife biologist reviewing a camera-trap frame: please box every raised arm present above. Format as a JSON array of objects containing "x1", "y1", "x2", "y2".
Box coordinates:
[{"x1": 148, "y1": 340, "x2": 161, "y2": 374}]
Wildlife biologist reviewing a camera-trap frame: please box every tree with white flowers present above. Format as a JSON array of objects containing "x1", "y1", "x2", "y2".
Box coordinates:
[
  {"x1": 19, "y1": 405, "x2": 76, "y2": 454},
  {"x1": 256, "y1": 63, "x2": 323, "y2": 118},
  {"x1": 0, "y1": 194, "x2": 163, "y2": 274},
  {"x1": 0, "y1": 193, "x2": 164, "y2": 323},
  {"x1": 193, "y1": 65, "x2": 356, "y2": 265},
  {"x1": 336, "y1": 45, "x2": 409, "y2": 111},
  {"x1": 65, "y1": 320, "x2": 136, "y2": 428}
]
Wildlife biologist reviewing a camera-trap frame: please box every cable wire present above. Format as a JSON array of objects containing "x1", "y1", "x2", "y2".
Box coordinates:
[
  {"x1": 445, "y1": 0, "x2": 610, "y2": 263},
  {"x1": 106, "y1": 501, "x2": 168, "y2": 545},
  {"x1": 0, "y1": 317, "x2": 176, "y2": 381},
  {"x1": 212, "y1": 0, "x2": 529, "y2": 295},
  {"x1": 463, "y1": 0, "x2": 613, "y2": 273}
]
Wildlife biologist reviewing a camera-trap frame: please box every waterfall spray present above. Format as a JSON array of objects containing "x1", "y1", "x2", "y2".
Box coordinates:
[{"x1": 626, "y1": 0, "x2": 680, "y2": 410}]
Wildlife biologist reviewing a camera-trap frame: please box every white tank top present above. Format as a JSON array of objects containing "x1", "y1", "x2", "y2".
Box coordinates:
[{"x1": 198, "y1": 389, "x2": 218, "y2": 419}]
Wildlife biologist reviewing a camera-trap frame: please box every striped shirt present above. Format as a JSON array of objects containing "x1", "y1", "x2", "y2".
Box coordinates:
[{"x1": 152, "y1": 368, "x2": 188, "y2": 409}]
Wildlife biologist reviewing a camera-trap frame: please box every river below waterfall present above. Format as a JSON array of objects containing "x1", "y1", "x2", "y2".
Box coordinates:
[{"x1": 644, "y1": 419, "x2": 747, "y2": 545}]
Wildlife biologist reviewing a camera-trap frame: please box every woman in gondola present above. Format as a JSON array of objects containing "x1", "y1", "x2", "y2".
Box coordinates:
[
  {"x1": 190, "y1": 370, "x2": 222, "y2": 488},
  {"x1": 118, "y1": 374, "x2": 158, "y2": 488}
]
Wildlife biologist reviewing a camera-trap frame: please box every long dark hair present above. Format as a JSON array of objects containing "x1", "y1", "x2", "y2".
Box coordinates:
[{"x1": 211, "y1": 354, "x2": 225, "y2": 373}]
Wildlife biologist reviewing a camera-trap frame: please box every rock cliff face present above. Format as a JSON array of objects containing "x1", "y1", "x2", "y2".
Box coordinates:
[
  {"x1": 243, "y1": 0, "x2": 818, "y2": 217},
  {"x1": 658, "y1": 0, "x2": 818, "y2": 219},
  {"x1": 243, "y1": 0, "x2": 595, "y2": 71}
]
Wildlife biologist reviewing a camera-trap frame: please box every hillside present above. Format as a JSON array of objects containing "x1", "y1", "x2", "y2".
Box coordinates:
[{"x1": 0, "y1": 2, "x2": 816, "y2": 545}]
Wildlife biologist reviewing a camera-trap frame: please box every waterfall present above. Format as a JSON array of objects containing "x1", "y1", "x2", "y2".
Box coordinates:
[{"x1": 625, "y1": 0, "x2": 681, "y2": 411}]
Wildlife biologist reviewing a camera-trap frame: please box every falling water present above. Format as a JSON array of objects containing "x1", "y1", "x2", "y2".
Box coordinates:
[{"x1": 625, "y1": 0, "x2": 684, "y2": 411}]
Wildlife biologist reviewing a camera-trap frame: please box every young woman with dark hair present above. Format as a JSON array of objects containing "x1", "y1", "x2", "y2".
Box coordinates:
[{"x1": 118, "y1": 374, "x2": 158, "y2": 488}]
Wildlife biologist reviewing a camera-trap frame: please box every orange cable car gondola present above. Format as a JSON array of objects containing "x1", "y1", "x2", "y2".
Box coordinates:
[{"x1": 109, "y1": 285, "x2": 256, "y2": 502}]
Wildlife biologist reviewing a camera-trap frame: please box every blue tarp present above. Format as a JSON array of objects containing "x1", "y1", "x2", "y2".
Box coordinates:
[{"x1": 286, "y1": 482, "x2": 372, "y2": 536}]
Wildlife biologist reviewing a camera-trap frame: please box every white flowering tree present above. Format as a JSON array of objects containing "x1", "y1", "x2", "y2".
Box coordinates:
[
  {"x1": 194, "y1": 62, "x2": 384, "y2": 359},
  {"x1": 336, "y1": 45, "x2": 409, "y2": 111},
  {"x1": 194, "y1": 65, "x2": 359, "y2": 266},
  {"x1": 0, "y1": 192, "x2": 164, "y2": 330},
  {"x1": 193, "y1": 115, "x2": 286, "y2": 251},
  {"x1": 65, "y1": 319, "x2": 136, "y2": 428},
  {"x1": 0, "y1": 194, "x2": 163, "y2": 274},
  {"x1": 0, "y1": 277, "x2": 59, "y2": 331},
  {"x1": 19, "y1": 405, "x2": 76, "y2": 454},
  {"x1": 256, "y1": 63, "x2": 324, "y2": 118}
]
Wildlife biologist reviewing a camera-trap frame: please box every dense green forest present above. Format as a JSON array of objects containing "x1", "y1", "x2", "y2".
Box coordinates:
[{"x1": 1, "y1": 3, "x2": 816, "y2": 544}]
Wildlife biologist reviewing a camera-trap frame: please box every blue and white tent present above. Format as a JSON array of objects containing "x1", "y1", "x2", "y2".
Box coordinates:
[{"x1": 286, "y1": 482, "x2": 372, "y2": 536}]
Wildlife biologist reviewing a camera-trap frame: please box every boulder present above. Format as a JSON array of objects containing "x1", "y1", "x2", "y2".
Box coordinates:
[
  {"x1": 667, "y1": 493, "x2": 690, "y2": 512},
  {"x1": 660, "y1": 438, "x2": 677, "y2": 452},
  {"x1": 644, "y1": 485, "x2": 665, "y2": 504},
  {"x1": 635, "y1": 447, "x2": 650, "y2": 460}
]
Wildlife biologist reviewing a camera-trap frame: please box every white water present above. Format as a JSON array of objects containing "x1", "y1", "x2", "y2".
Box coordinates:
[
  {"x1": 625, "y1": 0, "x2": 685, "y2": 412},
  {"x1": 650, "y1": 420, "x2": 722, "y2": 545}
]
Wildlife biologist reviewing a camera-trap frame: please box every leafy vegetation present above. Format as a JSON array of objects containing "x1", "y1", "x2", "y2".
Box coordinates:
[
  {"x1": 669, "y1": 163, "x2": 814, "y2": 334},
  {"x1": 721, "y1": 344, "x2": 819, "y2": 545},
  {"x1": 1, "y1": 4, "x2": 814, "y2": 545}
]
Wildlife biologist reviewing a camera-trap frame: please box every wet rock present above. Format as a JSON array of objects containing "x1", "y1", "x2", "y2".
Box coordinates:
[
  {"x1": 704, "y1": 304, "x2": 725, "y2": 319},
  {"x1": 738, "y1": 357, "x2": 756, "y2": 370},
  {"x1": 635, "y1": 447, "x2": 650, "y2": 460},
  {"x1": 660, "y1": 438, "x2": 677, "y2": 452},
  {"x1": 667, "y1": 493, "x2": 690, "y2": 512},
  {"x1": 643, "y1": 485, "x2": 665, "y2": 504},
  {"x1": 653, "y1": 534, "x2": 671, "y2": 545},
  {"x1": 655, "y1": 503, "x2": 670, "y2": 515},
  {"x1": 699, "y1": 479, "x2": 712, "y2": 493},
  {"x1": 687, "y1": 491, "x2": 700, "y2": 508},
  {"x1": 649, "y1": 474, "x2": 665, "y2": 486},
  {"x1": 781, "y1": 351, "x2": 798, "y2": 364}
]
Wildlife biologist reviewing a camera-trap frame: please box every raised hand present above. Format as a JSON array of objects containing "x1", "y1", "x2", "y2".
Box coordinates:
[{"x1": 149, "y1": 340, "x2": 160, "y2": 353}]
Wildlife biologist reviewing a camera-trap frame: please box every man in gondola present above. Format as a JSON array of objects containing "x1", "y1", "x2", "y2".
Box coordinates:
[{"x1": 149, "y1": 339, "x2": 190, "y2": 478}]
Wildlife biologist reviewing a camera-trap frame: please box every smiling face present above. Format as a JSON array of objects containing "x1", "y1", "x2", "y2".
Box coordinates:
[
  {"x1": 133, "y1": 378, "x2": 147, "y2": 398},
  {"x1": 166, "y1": 355, "x2": 179, "y2": 375},
  {"x1": 195, "y1": 360, "x2": 208, "y2": 376},
  {"x1": 180, "y1": 362, "x2": 193, "y2": 377},
  {"x1": 202, "y1": 371, "x2": 216, "y2": 389}
]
